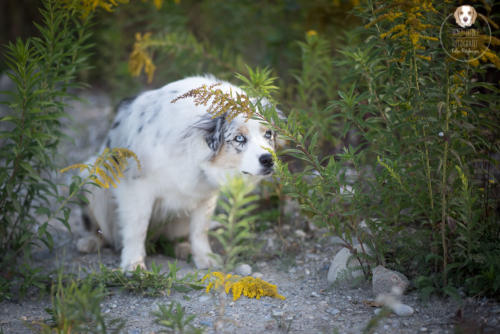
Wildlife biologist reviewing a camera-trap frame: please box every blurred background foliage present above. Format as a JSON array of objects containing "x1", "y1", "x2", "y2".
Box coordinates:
[{"x1": 0, "y1": 0, "x2": 360, "y2": 98}]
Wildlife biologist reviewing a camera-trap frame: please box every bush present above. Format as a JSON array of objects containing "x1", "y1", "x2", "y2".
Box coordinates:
[{"x1": 0, "y1": 0, "x2": 93, "y2": 300}]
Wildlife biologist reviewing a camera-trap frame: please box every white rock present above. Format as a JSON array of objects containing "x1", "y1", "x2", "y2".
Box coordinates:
[
  {"x1": 295, "y1": 229, "x2": 307, "y2": 239},
  {"x1": 235, "y1": 263, "x2": 252, "y2": 276},
  {"x1": 327, "y1": 244, "x2": 368, "y2": 284},
  {"x1": 199, "y1": 295, "x2": 211, "y2": 303},
  {"x1": 392, "y1": 303, "x2": 414, "y2": 317},
  {"x1": 253, "y1": 272, "x2": 263, "y2": 279}
]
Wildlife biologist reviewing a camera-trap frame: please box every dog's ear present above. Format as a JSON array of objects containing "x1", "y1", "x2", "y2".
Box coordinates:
[
  {"x1": 471, "y1": 7, "x2": 477, "y2": 25},
  {"x1": 454, "y1": 7, "x2": 461, "y2": 25},
  {"x1": 204, "y1": 115, "x2": 226, "y2": 152}
]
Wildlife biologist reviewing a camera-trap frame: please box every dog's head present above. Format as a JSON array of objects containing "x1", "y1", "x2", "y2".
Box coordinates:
[
  {"x1": 197, "y1": 113, "x2": 278, "y2": 185},
  {"x1": 454, "y1": 5, "x2": 477, "y2": 28}
]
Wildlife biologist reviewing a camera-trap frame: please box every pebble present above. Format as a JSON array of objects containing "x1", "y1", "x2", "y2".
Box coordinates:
[
  {"x1": 310, "y1": 291, "x2": 320, "y2": 297},
  {"x1": 392, "y1": 303, "x2": 414, "y2": 317},
  {"x1": 198, "y1": 295, "x2": 211, "y2": 303},
  {"x1": 420, "y1": 327, "x2": 428, "y2": 332},
  {"x1": 253, "y1": 272, "x2": 263, "y2": 279},
  {"x1": 199, "y1": 320, "x2": 212, "y2": 327},
  {"x1": 272, "y1": 310, "x2": 284, "y2": 317},
  {"x1": 327, "y1": 308, "x2": 340, "y2": 315},
  {"x1": 235, "y1": 263, "x2": 252, "y2": 276},
  {"x1": 295, "y1": 229, "x2": 307, "y2": 239}
]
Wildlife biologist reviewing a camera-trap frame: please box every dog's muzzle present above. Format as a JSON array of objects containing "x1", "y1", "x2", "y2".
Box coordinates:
[{"x1": 259, "y1": 153, "x2": 274, "y2": 175}]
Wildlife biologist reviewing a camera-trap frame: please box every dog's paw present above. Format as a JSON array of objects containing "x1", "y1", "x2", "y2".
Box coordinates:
[
  {"x1": 193, "y1": 253, "x2": 220, "y2": 269},
  {"x1": 174, "y1": 241, "x2": 191, "y2": 261},
  {"x1": 76, "y1": 236, "x2": 103, "y2": 253},
  {"x1": 121, "y1": 259, "x2": 147, "y2": 272}
]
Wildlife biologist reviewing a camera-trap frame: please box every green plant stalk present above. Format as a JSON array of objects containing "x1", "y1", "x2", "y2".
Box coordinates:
[
  {"x1": 441, "y1": 66, "x2": 451, "y2": 286},
  {"x1": 412, "y1": 44, "x2": 434, "y2": 214}
]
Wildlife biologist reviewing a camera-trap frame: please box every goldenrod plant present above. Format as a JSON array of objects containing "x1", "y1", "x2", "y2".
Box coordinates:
[
  {"x1": 0, "y1": 0, "x2": 94, "y2": 300},
  {"x1": 207, "y1": 176, "x2": 259, "y2": 270},
  {"x1": 60, "y1": 147, "x2": 141, "y2": 189},
  {"x1": 202, "y1": 272, "x2": 285, "y2": 301}
]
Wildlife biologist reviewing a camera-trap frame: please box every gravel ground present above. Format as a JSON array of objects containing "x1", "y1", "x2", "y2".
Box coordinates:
[{"x1": 1, "y1": 90, "x2": 499, "y2": 334}]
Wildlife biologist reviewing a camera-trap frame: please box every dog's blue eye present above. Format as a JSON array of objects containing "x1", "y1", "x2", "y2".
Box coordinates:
[
  {"x1": 235, "y1": 135, "x2": 246, "y2": 143},
  {"x1": 264, "y1": 130, "x2": 272, "y2": 139}
]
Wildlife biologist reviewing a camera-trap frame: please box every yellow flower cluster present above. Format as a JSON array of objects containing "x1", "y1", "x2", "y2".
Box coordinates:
[
  {"x1": 129, "y1": 32, "x2": 157, "y2": 84},
  {"x1": 464, "y1": 35, "x2": 500, "y2": 68},
  {"x1": 203, "y1": 272, "x2": 286, "y2": 301},
  {"x1": 141, "y1": 0, "x2": 181, "y2": 9},
  {"x1": 60, "y1": 148, "x2": 141, "y2": 189},
  {"x1": 62, "y1": 0, "x2": 129, "y2": 18},
  {"x1": 171, "y1": 84, "x2": 253, "y2": 122},
  {"x1": 366, "y1": 0, "x2": 438, "y2": 61}
]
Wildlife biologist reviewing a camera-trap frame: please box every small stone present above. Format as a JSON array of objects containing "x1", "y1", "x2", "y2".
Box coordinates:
[
  {"x1": 199, "y1": 295, "x2": 211, "y2": 303},
  {"x1": 199, "y1": 320, "x2": 212, "y2": 327},
  {"x1": 305, "y1": 268, "x2": 311, "y2": 275},
  {"x1": 420, "y1": 327, "x2": 428, "y2": 332},
  {"x1": 253, "y1": 272, "x2": 263, "y2": 279},
  {"x1": 295, "y1": 229, "x2": 307, "y2": 239},
  {"x1": 392, "y1": 303, "x2": 414, "y2": 317},
  {"x1": 311, "y1": 291, "x2": 320, "y2": 297},
  {"x1": 327, "y1": 308, "x2": 340, "y2": 315},
  {"x1": 272, "y1": 310, "x2": 284, "y2": 317},
  {"x1": 235, "y1": 263, "x2": 252, "y2": 276}
]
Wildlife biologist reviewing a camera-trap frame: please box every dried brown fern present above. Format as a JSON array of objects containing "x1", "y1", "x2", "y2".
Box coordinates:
[
  {"x1": 61, "y1": 148, "x2": 141, "y2": 189},
  {"x1": 171, "y1": 83, "x2": 253, "y2": 122}
]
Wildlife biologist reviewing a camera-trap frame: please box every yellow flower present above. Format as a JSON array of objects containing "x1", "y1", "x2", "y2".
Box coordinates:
[
  {"x1": 129, "y1": 32, "x2": 157, "y2": 83},
  {"x1": 203, "y1": 272, "x2": 285, "y2": 301},
  {"x1": 307, "y1": 30, "x2": 318, "y2": 37}
]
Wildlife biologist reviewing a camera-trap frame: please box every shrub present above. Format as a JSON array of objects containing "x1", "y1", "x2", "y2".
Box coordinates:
[{"x1": 0, "y1": 0, "x2": 93, "y2": 300}]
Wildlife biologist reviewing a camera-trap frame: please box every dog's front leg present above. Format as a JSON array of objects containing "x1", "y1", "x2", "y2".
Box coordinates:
[
  {"x1": 190, "y1": 195, "x2": 218, "y2": 269},
  {"x1": 116, "y1": 184, "x2": 154, "y2": 271}
]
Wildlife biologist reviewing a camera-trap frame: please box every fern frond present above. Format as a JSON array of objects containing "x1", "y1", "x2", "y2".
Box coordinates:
[
  {"x1": 171, "y1": 84, "x2": 253, "y2": 122},
  {"x1": 60, "y1": 147, "x2": 141, "y2": 190}
]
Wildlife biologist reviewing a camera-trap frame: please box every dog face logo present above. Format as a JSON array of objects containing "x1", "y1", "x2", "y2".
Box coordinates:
[{"x1": 454, "y1": 5, "x2": 477, "y2": 28}]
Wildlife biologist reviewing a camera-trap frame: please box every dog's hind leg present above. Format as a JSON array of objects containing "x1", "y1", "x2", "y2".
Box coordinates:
[{"x1": 76, "y1": 208, "x2": 105, "y2": 253}]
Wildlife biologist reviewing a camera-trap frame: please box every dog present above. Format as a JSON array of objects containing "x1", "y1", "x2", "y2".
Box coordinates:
[
  {"x1": 77, "y1": 76, "x2": 277, "y2": 270},
  {"x1": 454, "y1": 5, "x2": 477, "y2": 28}
]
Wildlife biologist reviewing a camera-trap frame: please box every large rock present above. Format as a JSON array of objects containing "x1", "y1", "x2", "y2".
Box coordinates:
[
  {"x1": 327, "y1": 244, "x2": 369, "y2": 284},
  {"x1": 372, "y1": 265, "x2": 409, "y2": 296}
]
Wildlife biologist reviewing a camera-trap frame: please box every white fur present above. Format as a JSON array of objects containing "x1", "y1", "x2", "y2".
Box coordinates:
[
  {"x1": 454, "y1": 5, "x2": 477, "y2": 28},
  {"x1": 78, "y1": 76, "x2": 276, "y2": 270}
]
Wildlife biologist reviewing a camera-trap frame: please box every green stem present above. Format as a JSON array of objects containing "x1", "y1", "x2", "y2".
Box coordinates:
[{"x1": 441, "y1": 66, "x2": 451, "y2": 286}]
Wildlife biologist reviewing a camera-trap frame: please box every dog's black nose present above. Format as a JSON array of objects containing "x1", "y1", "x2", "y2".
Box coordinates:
[{"x1": 259, "y1": 153, "x2": 274, "y2": 168}]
